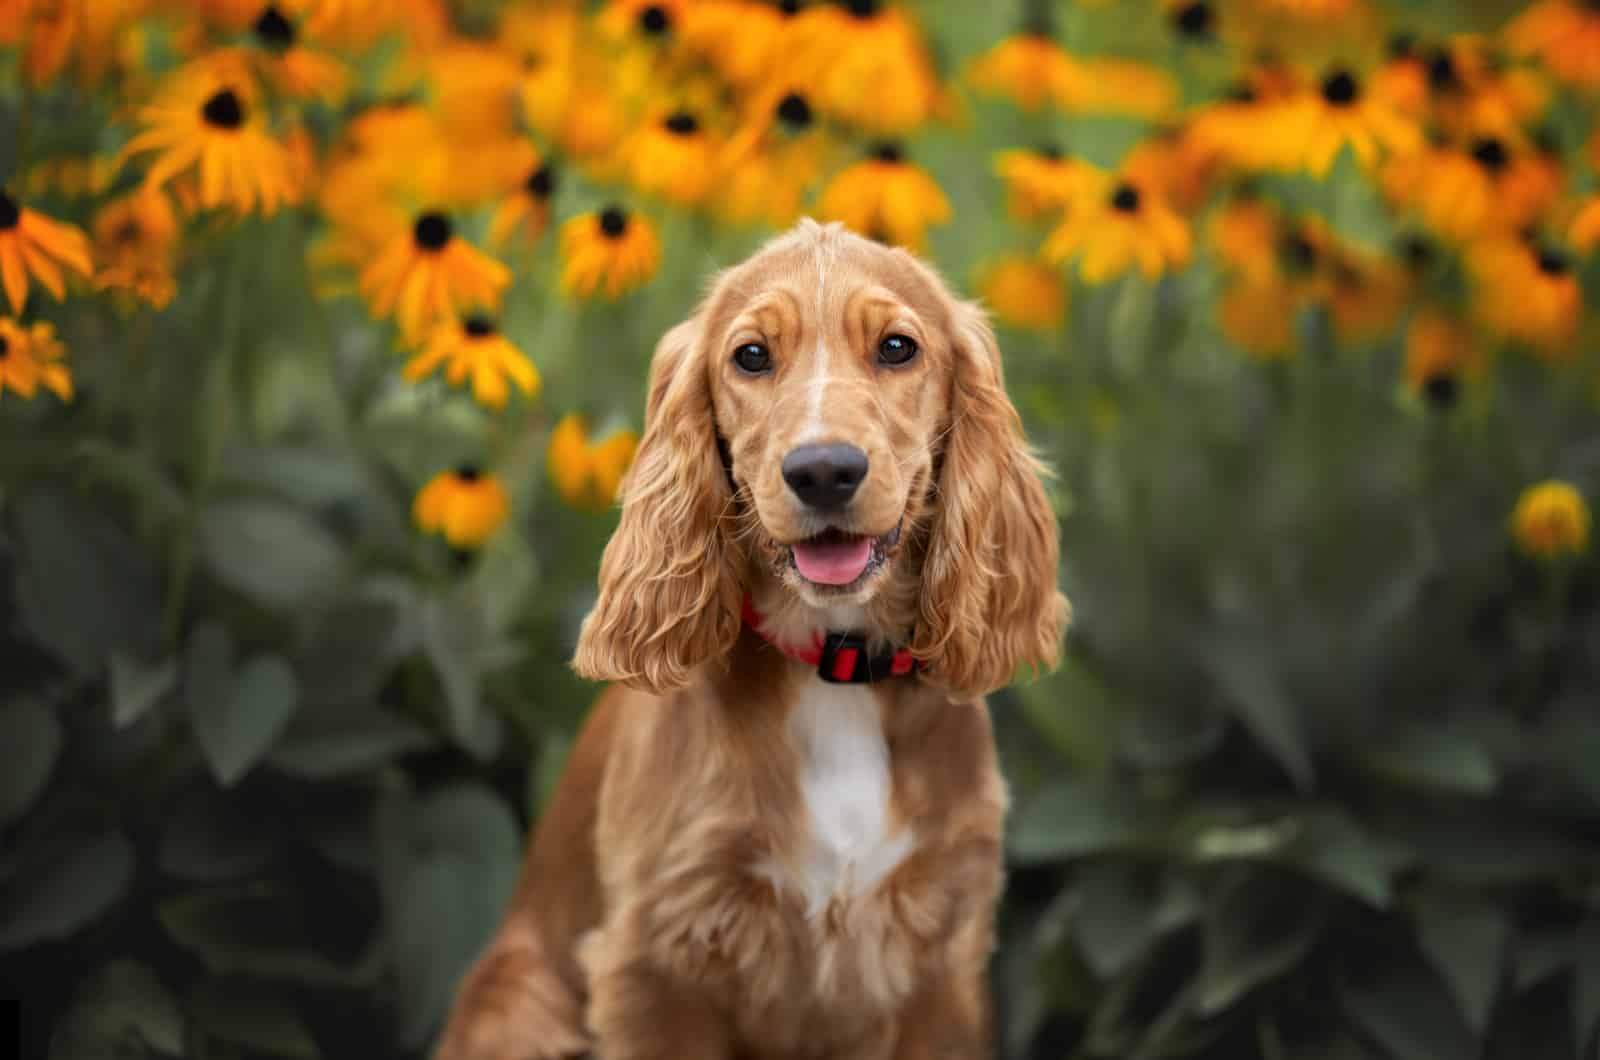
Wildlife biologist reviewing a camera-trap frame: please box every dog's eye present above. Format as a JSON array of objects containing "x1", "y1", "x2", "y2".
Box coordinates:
[
  {"x1": 878, "y1": 334, "x2": 919, "y2": 366},
  {"x1": 732, "y1": 342, "x2": 771, "y2": 374}
]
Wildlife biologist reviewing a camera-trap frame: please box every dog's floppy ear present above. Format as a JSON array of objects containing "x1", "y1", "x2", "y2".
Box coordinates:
[
  {"x1": 572, "y1": 315, "x2": 743, "y2": 692},
  {"x1": 913, "y1": 300, "x2": 1069, "y2": 698}
]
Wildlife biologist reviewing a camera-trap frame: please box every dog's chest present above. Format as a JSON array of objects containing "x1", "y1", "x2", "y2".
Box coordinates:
[{"x1": 767, "y1": 680, "x2": 916, "y2": 916}]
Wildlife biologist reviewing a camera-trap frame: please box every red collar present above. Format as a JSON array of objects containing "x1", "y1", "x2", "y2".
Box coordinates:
[{"x1": 741, "y1": 594, "x2": 918, "y2": 684}]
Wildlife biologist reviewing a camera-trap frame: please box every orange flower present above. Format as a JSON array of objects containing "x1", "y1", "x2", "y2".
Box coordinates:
[
  {"x1": 1272, "y1": 67, "x2": 1422, "y2": 176},
  {"x1": 0, "y1": 191, "x2": 93, "y2": 313},
  {"x1": 358, "y1": 212, "x2": 512, "y2": 339},
  {"x1": 1572, "y1": 197, "x2": 1600, "y2": 253},
  {"x1": 0, "y1": 318, "x2": 72, "y2": 401},
  {"x1": 1044, "y1": 178, "x2": 1191, "y2": 284},
  {"x1": 414, "y1": 467, "x2": 510, "y2": 550},
  {"x1": 817, "y1": 144, "x2": 951, "y2": 251},
  {"x1": 91, "y1": 189, "x2": 180, "y2": 308},
  {"x1": 559, "y1": 208, "x2": 661, "y2": 301},
  {"x1": 1506, "y1": 1, "x2": 1600, "y2": 91},
  {"x1": 993, "y1": 147, "x2": 1100, "y2": 222},
  {"x1": 403, "y1": 314, "x2": 540, "y2": 410},
  {"x1": 1468, "y1": 238, "x2": 1582, "y2": 360},
  {"x1": 1404, "y1": 307, "x2": 1484, "y2": 408},
  {"x1": 976, "y1": 255, "x2": 1066, "y2": 332}
]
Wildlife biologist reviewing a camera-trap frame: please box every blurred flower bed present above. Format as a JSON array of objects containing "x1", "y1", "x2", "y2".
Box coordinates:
[{"x1": 1, "y1": 0, "x2": 1599, "y2": 1057}]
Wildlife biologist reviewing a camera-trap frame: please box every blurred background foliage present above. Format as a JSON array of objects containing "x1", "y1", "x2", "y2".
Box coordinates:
[{"x1": 3, "y1": 0, "x2": 1600, "y2": 1057}]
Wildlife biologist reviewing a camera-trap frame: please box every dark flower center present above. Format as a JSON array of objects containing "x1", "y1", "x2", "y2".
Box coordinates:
[
  {"x1": 1110, "y1": 183, "x2": 1141, "y2": 213},
  {"x1": 1388, "y1": 32, "x2": 1417, "y2": 59},
  {"x1": 776, "y1": 93, "x2": 813, "y2": 129},
  {"x1": 778, "y1": 0, "x2": 801, "y2": 13},
  {"x1": 1398, "y1": 235, "x2": 1434, "y2": 269},
  {"x1": 637, "y1": 4, "x2": 671, "y2": 35},
  {"x1": 1427, "y1": 49, "x2": 1460, "y2": 91},
  {"x1": 1537, "y1": 248, "x2": 1570, "y2": 276},
  {"x1": 845, "y1": 0, "x2": 879, "y2": 17},
  {"x1": 1423, "y1": 374, "x2": 1458, "y2": 409},
  {"x1": 663, "y1": 111, "x2": 698, "y2": 135},
  {"x1": 113, "y1": 220, "x2": 141, "y2": 244},
  {"x1": 1533, "y1": 127, "x2": 1560, "y2": 155},
  {"x1": 455, "y1": 465, "x2": 482, "y2": 482},
  {"x1": 1225, "y1": 81, "x2": 1256, "y2": 103},
  {"x1": 253, "y1": 5, "x2": 295, "y2": 51},
  {"x1": 599, "y1": 206, "x2": 629, "y2": 239},
  {"x1": 1321, "y1": 69, "x2": 1359, "y2": 105},
  {"x1": 413, "y1": 212, "x2": 453, "y2": 251},
  {"x1": 201, "y1": 89, "x2": 246, "y2": 129},
  {"x1": 1037, "y1": 143, "x2": 1063, "y2": 161},
  {"x1": 1470, "y1": 137, "x2": 1508, "y2": 172},
  {"x1": 463, "y1": 315, "x2": 496, "y2": 337},
  {"x1": 0, "y1": 336, "x2": 8, "y2": 360},
  {"x1": 1282, "y1": 231, "x2": 1317, "y2": 271},
  {"x1": 871, "y1": 142, "x2": 903, "y2": 164},
  {"x1": 1173, "y1": 3, "x2": 1213, "y2": 37},
  {"x1": 525, "y1": 164, "x2": 555, "y2": 199},
  {"x1": 0, "y1": 191, "x2": 18, "y2": 230}
]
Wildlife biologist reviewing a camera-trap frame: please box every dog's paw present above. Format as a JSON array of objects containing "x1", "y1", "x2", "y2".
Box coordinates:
[{"x1": 432, "y1": 945, "x2": 589, "y2": 1060}]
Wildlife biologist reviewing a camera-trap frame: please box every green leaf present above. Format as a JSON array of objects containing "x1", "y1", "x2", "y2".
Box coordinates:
[
  {"x1": 223, "y1": 442, "x2": 370, "y2": 508},
  {"x1": 189, "y1": 979, "x2": 321, "y2": 1059},
  {"x1": 420, "y1": 592, "x2": 504, "y2": 760},
  {"x1": 1008, "y1": 778, "x2": 1147, "y2": 865},
  {"x1": 0, "y1": 825, "x2": 135, "y2": 949},
  {"x1": 158, "y1": 884, "x2": 379, "y2": 987},
  {"x1": 158, "y1": 793, "x2": 276, "y2": 882},
  {"x1": 1512, "y1": 930, "x2": 1573, "y2": 991},
  {"x1": 1288, "y1": 809, "x2": 1409, "y2": 909},
  {"x1": 269, "y1": 704, "x2": 435, "y2": 779},
  {"x1": 1072, "y1": 863, "x2": 1198, "y2": 980},
  {"x1": 186, "y1": 624, "x2": 300, "y2": 787},
  {"x1": 1575, "y1": 920, "x2": 1600, "y2": 1059},
  {"x1": 197, "y1": 497, "x2": 346, "y2": 611},
  {"x1": 1413, "y1": 893, "x2": 1509, "y2": 1035},
  {"x1": 11, "y1": 485, "x2": 161, "y2": 675},
  {"x1": 1195, "y1": 867, "x2": 1328, "y2": 1016},
  {"x1": 1339, "y1": 954, "x2": 1478, "y2": 1060},
  {"x1": 377, "y1": 782, "x2": 522, "y2": 1049},
  {"x1": 1193, "y1": 631, "x2": 1314, "y2": 791},
  {"x1": 48, "y1": 960, "x2": 184, "y2": 1060},
  {"x1": 0, "y1": 697, "x2": 62, "y2": 826},
  {"x1": 72, "y1": 439, "x2": 187, "y2": 529},
  {"x1": 109, "y1": 653, "x2": 178, "y2": 730},
  {"x1": 292, "y1": 598, "x2": 405, "y2": 706},
  {"x1": 1367, "y1": 720, "x2": 1497, "y2": 795},
  {"x1": 1017, "y1": 658, "x2": 1122, "y2": 770}
]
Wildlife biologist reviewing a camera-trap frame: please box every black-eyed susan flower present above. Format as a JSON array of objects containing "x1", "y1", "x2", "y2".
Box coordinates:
[
  {"x1": 1506, "y1": 1, "x2": 1600, "y2": 91},
  {"x1": 1572, "y1": 197, "x2": 1600, "y2": 253},
  {"x1": 1122, "y1": 127, "x2": 1221, "y2": 213},
  {"x1": 1381, "y1": 136, "x2": 1561, "y2": 244},
  {"x1": 817, "y1": 144, "x2": 950, "y2": 251},
  {"x1": 977, "y1": 255, "x2": 1066, "y2": 332},
  {"x1": 403, "y1": 314, "x2": 541, "y2": 410},
  {"x1": 0, "y1": 318, "x2": 71, "y2": 401},
  {"x1": 1372, "y1": 34, "x2": 1430, "y2": 118},
  {"x1": 0, "y1": 191, "x2": 93, "y2": 313},
  {"x1": 91, "y1": 189, "x2": 180, "y2": 309},
  {"x1": 1278, "y1": 67, "x2": 1421, "y2": 176},
  {"x1": 716, "y1": 91, "x2": 829, "y2": 228},
  {"x1": 547, "y1": 413, "x2": 639, "y2": 513},
  {"x1": 413, "y1": 467, "x2": 510, "y2": 550},
  {"x1": 1404, "y1": 307, "x2": 1483, "y2": 409},
  {"x1": 1210, "y1": 193, "x2": 1282, "y2": 283},
  {"x1": 627, "y1": 111, "x2": 719, "y2": 206},
  {"x1": 679, "y1": 0, "x2": 795, "y2": 88},
  {"x1": 967, "y1": 32, "x2": 1087, "y2": 112},
  {"x1": 1043, "y1": 178, "x2": 1191, "y2": 284},
  {"x1": 1425, "y1": 39, "x2": 1549, "y2": 144},
  {"x1": 1219, "y1": 276, "x2": 1299, "y2": 361},
  {"x1": 993, "y1": 147, "x2": 1100, "y2": 223},
  {"x1": 788, "y1": 1, "x2": 942, "y2": 134},
  {"x1": 560, "y1": 207, "x2": 660, "y2": 301},
  {"x1": 242, "y1": 5, "x2": 350, "y2": 102},
  {"x1": 1468, "y1": 237, "x2": 1582, "y2": 360},
  {"x1": 1325, "y1": 253, "x2": 1409, "y2": 346},
  {"x1": 358, "y1": 211, "x2": 512, "y2": 339},
  {"x1": 489, "y1": 160, "x2": 556, "y2": 249},
  {"x1": 1511, "y1": 481, "x2": 1591, "y2": 560},
  {"x1": 119, "y1": 70, "x2": 301, "y2": 216},
  {"x1": 0, "y1": 0, "x2": 76, "y2": 85}
]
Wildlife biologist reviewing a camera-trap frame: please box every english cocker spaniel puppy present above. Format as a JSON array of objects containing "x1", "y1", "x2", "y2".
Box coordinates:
[{"x1": 434, "y1": 220, "x2": 1067, "y2": 1060}]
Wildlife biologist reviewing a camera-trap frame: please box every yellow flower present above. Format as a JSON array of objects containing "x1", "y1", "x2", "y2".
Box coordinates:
[
  {"x1": 547, "y1": 414, "x2": 639, "y2": 513},
  {"x1": 787, "y1": 1, "x2": 942, "y2": 135},
  {"x1": 1219, "y1": 276, "x2": 1299, "y2": 361},
  {"x1": 559, "y1": 207, "x2": 661, "y2": 301},
  {"x1": 243, "y1": 7, "x2": 350, "y2": 102},
  {"x1": 358, "y1": 211, "x2": 512, "y2": 339},
  {"x1": 993, "y1": 147, "x2": 1100, "y2": 223},
  {"x1": 1572, "y1": 197, "x2": 1600, "y2": 253},
  {"x1": 1404, "y1": 307, "x2": 1483, "y2": 408},
  {"x1": 0, "y1": 318, "x2": 71, "y2": 401},
  {"x1": 119, "y1": 69, "x2": 301, "y2": 216},
  {"x1": 976, "y1": 255, "x2": 1066, "y2": 332},
  {"x1": 1468, "y1": 238, "x2": 1582, "y2": 360},
  {"x1": 679, "y1": 0, "x2": 796, "y2": 88},
  {"x1": 1326, "y1": 253, "x2": 1409, "y2": 347},
  {"x1": 489, "y1": 160, "x2": 556, "y2": 249},
  {"x1": 1274, "y1": 67, "x2": 1422, "y2": 177},
  {"x1": 1044, "y1": 178, "x2": 1191, "y2": 284},
  {"x1": 1426, "y1": 38, "x2": 1549, "y2": 144},
  {"x1": 0, "y1": 0, "x2": 77, "y2": 85},
  {"x1": 627, "y1": 112, "x2": 720, "y2": 206},
  {"x1": 1511, "y1": 481, "x2": 1591, "y2": 560},
  {"x1": 403, "y1": 314, "x2": 540, "y2": 410},
  {"x1": 1122, "y1": 127, "x2": 1221, "y2": 213},
  {"x1": 0, "y1": 191, "x2": 93, "y2": 314},
  {"x1": 967, "y1": 33, "x2": 1087, "y2": 112},
  {"x1": 1506, "y1": 1, "x2": 1600, "y2": 91},
  {"x1": 413, "y1": 468, "x2": 510, "y2": 550},
  {"x1": 816, "y1": 144, "x2": 951, "y2": 252},
  {"x1": 716, "y1": 92, "x2": 829, "y2": 228},
  {"x1": 91, "y1": 189, "x2": 180, "y2": 309},
  {"x1": 1210, "y1": 195, "x2": 1282, "y2": 283}
]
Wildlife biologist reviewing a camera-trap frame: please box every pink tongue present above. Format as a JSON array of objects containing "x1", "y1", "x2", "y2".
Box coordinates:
[{"x1": 792, "y1": 537, "x2": 872, "y2": 585}]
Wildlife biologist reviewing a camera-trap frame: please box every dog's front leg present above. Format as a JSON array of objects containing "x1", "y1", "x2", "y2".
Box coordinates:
[{"x1": 582, "y1": 939, "x2": 733, "y2": 1060}]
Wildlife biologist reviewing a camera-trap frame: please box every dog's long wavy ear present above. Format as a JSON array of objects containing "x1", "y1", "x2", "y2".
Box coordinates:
[
  {"x1": 572, "y1": 315, "x2": 743, "y2": 693},
  {"x1": 913, "y1": 300, "x2": 1069, "y2": 699}
]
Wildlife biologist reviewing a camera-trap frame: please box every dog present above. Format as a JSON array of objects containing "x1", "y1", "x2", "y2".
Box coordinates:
[{"x1": 433, "y1": 220, "x2": 1067, "y2": 1060}]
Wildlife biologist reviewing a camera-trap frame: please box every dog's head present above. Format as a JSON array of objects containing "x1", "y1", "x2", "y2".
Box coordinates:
[{"x1": 573, "y1": 220, "x2": 1067, "y2": 698}]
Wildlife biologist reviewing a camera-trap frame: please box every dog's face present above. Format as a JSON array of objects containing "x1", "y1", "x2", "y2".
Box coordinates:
[
  {"x1": 574, "y1": 220, "x2": 1067, "y2": 698},
  {"x1": 704, "y1": 230, "x2": 953, "y2": 608}
]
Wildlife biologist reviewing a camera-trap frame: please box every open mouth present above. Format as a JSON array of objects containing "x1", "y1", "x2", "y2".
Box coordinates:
[{"x1": 787, "y1": 522, "x2": 902, "y2": 588}]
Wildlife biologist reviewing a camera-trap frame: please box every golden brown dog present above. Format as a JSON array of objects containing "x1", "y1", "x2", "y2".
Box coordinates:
[{"x1": 434, "y1": 220, "x2": 1067, "y2": 1060}]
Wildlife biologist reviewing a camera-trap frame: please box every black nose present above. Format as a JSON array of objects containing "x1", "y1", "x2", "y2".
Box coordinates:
[{"x1": 782, "y1": 443, "x2": 868, "y2": 509}]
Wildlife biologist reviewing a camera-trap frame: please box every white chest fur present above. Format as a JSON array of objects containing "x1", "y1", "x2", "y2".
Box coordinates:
[{"x1": 764, "y1": 680, "x2": 917, "y2": 917}]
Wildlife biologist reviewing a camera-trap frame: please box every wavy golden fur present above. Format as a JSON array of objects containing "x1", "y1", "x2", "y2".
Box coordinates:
[{"x1": 435, "y1": 220, "x2": 1067, "y2": 1060}]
